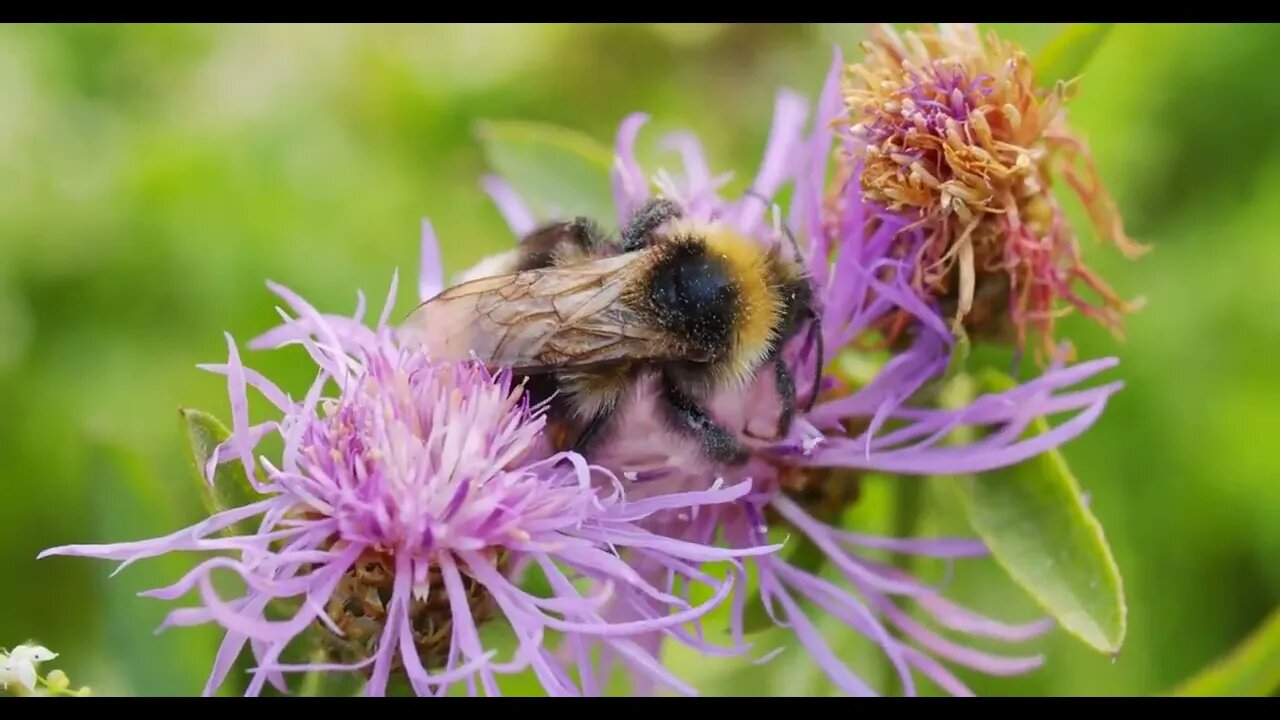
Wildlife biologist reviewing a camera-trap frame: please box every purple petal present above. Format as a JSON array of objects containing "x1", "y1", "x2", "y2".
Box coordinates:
[
  {"x1": 263, "y1": 282, "x2": 347, "y2": 367},
  {"x1": 770, "y1": 495, "x2": 939, "y2": 597},
  {"x1": 770, "y1": 559, "x2": 913, "y2": 696},
  {"x1": 208, "y1": 421, "x2": 276, "y2": 490},
  {"x1": 362, "y1": 570, "x2": 404, "y2": 696},
  {"x1": 37, "y1": 497, "x2": 285, "y2": 564},
  {"x1": 605, "y1": 478, "x2": 753, "y2": 521},
  {"x1": 572, "y1": 524, "x2": 781, "y2": 563},
  {"x1": 482, "y1": 174, "x2": 537, "y2": 238},
  {"x1": 603, "y1": 635, "x2": 698, "y2": 697},
  {"x1": 532, "y1": 543, "x2": 686, "y2": 608},
  {"x1": 195, "y1": 363, "x2": 293, "y2": 415},
  {"x1": 376, "y1": 268, "x2": 400, "y2": 332},
  {"x1": 808, "y1": 392, "x2": 1113, "y2": 475},
  {"x1": 851, "y1": 380, "x2": 1122, "y2": 457},
  {"x1": 734, "y1": 89, "x2": 809, "y2": 235},
  {"x1": 392, "y1": 558, "x2": 435, "y2": 696},
  {"x1": 220, "y1": 332, "x2": 257, "y2": 485},
  {"x1": 250, "y1": 638, "x2": 288, "y2": 693},
  {"x1": 757, "y1": 568, "x2": 877, "y2": 696},
  {"x1": 204, "y1": 601, "x2": 264, "y2": 696},
  {"x1": 660, "y1": 131, "x2": 713, "y2": 216},
  {"x1": 828, "y1": 529, "x2": 990, "y2": 558},
  {"x1": 419, "y1": 218, "x2": 444, "y2": 303},
  {"x1": 900, "y1": 646, "x2": 975, "y2": 697},
  {"x1": 190, "y1": 570, "x2": 318, "y2": 643},
  {"x1": 539, "y1": 557, "x2": 697, "y2": 697},
  {"x1": 789, "y1": 45, "x2": 845, "y2": 253},
  {"x1": 440, "y1": 554, "x2": 500, "y2": 696},
  {"x1": 244, "y1": 640, "x2": 287, "y2": 697},
  {"x1": 917, "y1": 594, "x2": 1056, "y2": 642},
  {"x1": 139, "y1": 556, "x2": 316, "y2": 601},
  {"x1": 531, "y1": 646, "x2": 580, "y2": 697},
  {"x1": 880, "y1": 602, "x2": 1045, "y2": 676},
  {"x1": 463, "y1": 560, "x2": 578, "y2": 694},
  {"x1": 611, "y1": 113, "x2": 650, "y2": 224},
  {"x1": 530, "y1": 553, "x2": 737, "y2": 638}
]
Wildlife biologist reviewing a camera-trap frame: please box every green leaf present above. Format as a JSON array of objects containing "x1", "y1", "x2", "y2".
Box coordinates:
[
  {"x1": 180, "y1": 407, "x2": 261, "y2": 537},
  {"x1": 949, "y1": 369, "x2": 1127, "y2": 654},
  {"x1": 474, "y1": 119, "x2": 617, "y2": 227},
  {"x1": 1033, "y1": 24, "x2": 1114, "y2": 90},
  {"x1": 1170, "y1": 605, "x2": 1280, "y2": 697},
  {"x1": 87, "y1": 439, "x2": 224, "y2": 696}
]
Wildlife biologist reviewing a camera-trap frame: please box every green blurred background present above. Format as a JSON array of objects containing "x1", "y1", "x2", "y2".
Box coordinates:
[{"x1": 3, "y1": 23, "x2": 1278, "y2": 696}]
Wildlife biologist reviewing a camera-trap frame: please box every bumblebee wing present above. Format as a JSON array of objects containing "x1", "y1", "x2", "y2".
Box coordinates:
[{"x1": 401, "y1": 251, "x2": 701, "y2": 373}]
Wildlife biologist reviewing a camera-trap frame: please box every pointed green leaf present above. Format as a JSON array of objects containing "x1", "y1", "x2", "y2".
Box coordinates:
[
  {"x1": 949, "y1": 369, "x2": 1127, "y2": 654},
  {"x1": 1033, "y1": 24, "x2": 1114, "y2": 90},
  {"x1": 1170, "y1": 605, "x2": 1280, "y2": 696},
  {"x1": 180, "y1": 407, "x2": 260, "y2": 537},
  {"x1": 474, "y1": 119, "x2": 618, "y2": 228}
]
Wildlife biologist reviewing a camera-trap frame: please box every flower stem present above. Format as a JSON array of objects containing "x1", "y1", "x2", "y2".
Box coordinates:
[{"x1": 297, "y1": 645, "x2": 329, "y2": 697}]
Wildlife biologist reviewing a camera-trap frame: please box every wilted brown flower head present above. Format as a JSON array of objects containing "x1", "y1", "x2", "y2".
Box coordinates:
[{"x1": 839, "y1": 23, "x2": 1148, "y2": 361}]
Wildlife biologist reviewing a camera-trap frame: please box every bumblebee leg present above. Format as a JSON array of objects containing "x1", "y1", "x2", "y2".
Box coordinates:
[
  {"x1": 741, "y1": 351, "x2": 796, "y2": 442},
  {"x1": 622, "y1": 198, "x2": 683, "y2": 251},
  {"x1": 803, "y1": 311, "x2": 824, "y2": 412},
  {"x1": 659, "y1": 371, "x2": 748, "y2": 465},
  {"x1": 773, "y1": 354, "x2": 796, "y2": 439}
]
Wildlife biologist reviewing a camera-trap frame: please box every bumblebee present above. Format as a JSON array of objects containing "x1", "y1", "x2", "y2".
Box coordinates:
[{"x1": 402, "y1": 198, "x2": 823, "y2": 466}]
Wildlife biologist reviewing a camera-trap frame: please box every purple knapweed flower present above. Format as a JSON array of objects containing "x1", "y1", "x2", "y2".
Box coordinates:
[
  {"x1": 464, "y1": 48, "x2": 1124, "y2": 696},
  {"x1": 38, "y1": 248, "x2": 776, "y2": 697}
]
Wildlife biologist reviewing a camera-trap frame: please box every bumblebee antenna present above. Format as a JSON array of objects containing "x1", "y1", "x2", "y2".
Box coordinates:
[
  {"x1": 781, "y1": 223, "x2": 804, "y2": 264},
  {"x1": 742, "y1": 188, "x2": 805, "y2": 263}
]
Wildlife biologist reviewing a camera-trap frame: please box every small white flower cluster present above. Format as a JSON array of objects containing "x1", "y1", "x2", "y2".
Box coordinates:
[{"x1": 1, "y1": 643, "x2": 91, "y2": 697}]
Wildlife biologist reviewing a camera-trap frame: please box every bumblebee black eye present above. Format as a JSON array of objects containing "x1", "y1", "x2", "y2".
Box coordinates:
[{"x1": 649, "y1": 249, "x2": 736, "y2": 353}]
